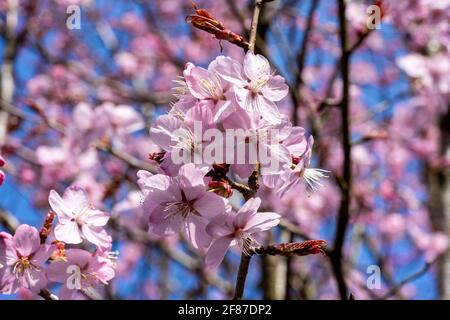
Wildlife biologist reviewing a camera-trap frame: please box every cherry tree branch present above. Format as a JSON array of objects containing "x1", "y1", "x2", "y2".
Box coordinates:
[
  {"x1": 380, "y1": 258, "x2": 439, "y2": 300},
  {"x1": 232, "y1": 0, "x2": 267, "y2": 299},
  {"x1": 331, "y1": 0, "x2": 352, "y2": 300}
]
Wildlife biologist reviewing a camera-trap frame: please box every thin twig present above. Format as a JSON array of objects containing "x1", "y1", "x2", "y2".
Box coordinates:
[{"x1": 380, "y1": 258, "x2": 439, "y2": 300}]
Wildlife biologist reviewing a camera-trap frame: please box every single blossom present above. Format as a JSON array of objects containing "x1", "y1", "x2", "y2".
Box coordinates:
[
  {"x1": 214, "y1": 52, "x2": 289, "y2": 124},
  {"x1": 205, "y1": 197, "x2": 280, "y2": 269},
  {"x1": 277, "y1": 135, "x2": 329, "y2": 197},
  {"x1": 49, "y1": 186, "x2": 112, "y2": 249},
  {"x1": 183, "y1": 60, "x2": 235, "y2": 122},
  {"x1": 47, "y1": 249, "x2": 115, "y2": 299},
  {"x1": 137, "y1": 163, "x2": 227, "y2": 249},
  {"x1": 0, "y1": 225, "x2": 54, "y2": 294}
]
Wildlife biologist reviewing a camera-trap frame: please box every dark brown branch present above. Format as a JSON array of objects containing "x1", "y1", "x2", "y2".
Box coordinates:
[
  {"x1": 380, "y1": 258, "x2": 439, "y2": 300},
  {"x1": 232, "y1": 0, "x2": 266, "y2": 300},
  {"x1": 292, "y1": 0, "x2": 320, "y2": 125},
  {"x1": 330, "y1": 0, "x2": 352, "y2": 300},
  {"x1": 233, "y1": 254, "x2": 252, "y2": 300}
]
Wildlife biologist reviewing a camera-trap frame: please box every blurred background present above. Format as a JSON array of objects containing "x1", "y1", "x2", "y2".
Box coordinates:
[{"x1": 0, "y1": 0, "x2": 449, "y2": 299}]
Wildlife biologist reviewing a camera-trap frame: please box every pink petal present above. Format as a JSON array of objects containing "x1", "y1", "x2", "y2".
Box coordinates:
[
  {"x1": 212, "y1": 99, "x2": 233, "y2": 122},
  {"x1": 184, "y1": 215, "x2": 211, "y2": 249},
  {"x1": 256, "y1": 97, "x2": 281, "y2": 125},
  {"x1": 82, "y1": 225, "x2": 111, "y2": 249},
  {"x1": 235, "y1": 197, "x2": 261, "y2": 228},
  {"x1": 150, "y1": 114, "x2": 182, "y2": 151},
  {"x1": 49, "y1": 190, "x2": 74, "y2": 222},
  {"x1": 261, "y1": 75, "x2": 289, "y2": 102},
  {"x1": 193, "y1": 192, "x2": 227, "y2": 219},
  {"x1": 84, "y1": 209, "x2": 110, "y2": 227},
  {"x1": 206, "y1": 214, "x2": 234, "y2": 238},
  {"x1": 63, "y1": 186, "x2": 90, "y2": 214},
  {"x1": 31, "y1": 244, "x2": 55, "y2": 267},
  {"x1": 205, "y1": 237, "x2": 233, "y2": 269},
  {"x1": 13, "y1": 225, "x2": 40, "y2": 257},
  {"x1": 46, "y1": 260, "x2": 70, "y2": 283},
  {"x1": 213, "y1": 56, "x2": 246, "y2": 86},
  {"x1": 245, "y1": 212, "x2": 280, "y2": 234},
  {"x1": 55, "y1": 222, "x2": 83, "y2": 244},
  {"x1": 185, "y1": 66, "x2": 222, "y2": 100},
  {"x1": 23, "y1": 268, "x2": 47, "y2": 293},
  {"x1": 243, "y1": 52, "x2": 270, "y2": 81},
  {"x1": 149, "y1": 213, "x2": 183, "y2": 236},
  {"x1": 178, "y1": 163, "x2": 206, "y2": 189}
]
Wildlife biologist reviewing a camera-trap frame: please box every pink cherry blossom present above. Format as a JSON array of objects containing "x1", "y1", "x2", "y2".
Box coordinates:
[
  {"x1": 137, "y1": 163, "x2": 227, "y2": 249},
  {"x1": 48, "y1": 186, "x2": 112, "y2": 249},
  {"x1": 183, "y1": 60, "x2": 235, "y2": 122},
  {"x1": 0, "y1": 225, "x2": 54, "y2": 294},
  {"x1": 277, "y1": 136, "x2": 329, "y2": 197},
  {"x1": 215, "y1": 52, "x2": 289, "y2": 124},
  {"x1": 47, "y1": 249, "x2": 115, "y2": 299},
  {"x1": 205, "y1": 197, "x2": 280, "y2": 269}
]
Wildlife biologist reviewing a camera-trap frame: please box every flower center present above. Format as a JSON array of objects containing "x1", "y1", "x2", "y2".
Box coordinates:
[
  {"x1": 234, "y1": 229, "x2": 256, "y2": 256},
  {"x1": 247, "y1": 75, "x2": 269, "y2": 94},
  {"x1": 200, "y1": 77, "x2": 223, "y2": 100},
  {"x1": 13, "y1": 256, "x2": 37, "y2": 277},
  {"x1": 162, "y1": 190, "x2": 200, "y2": 219}
]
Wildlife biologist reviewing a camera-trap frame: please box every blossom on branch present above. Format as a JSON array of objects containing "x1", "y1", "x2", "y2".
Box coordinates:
[{"x1": 49, "y1": 186, "x2": 112, "y2": 249}]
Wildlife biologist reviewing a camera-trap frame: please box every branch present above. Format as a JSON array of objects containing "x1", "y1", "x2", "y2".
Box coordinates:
[
  {"x1": 331, "y1": 0, "x2": 352, "y2": 300},
  {"x1": 233, "y1": 0, "x2": 266, "y2": 300},
  {"x1": 380, "y1": 258, "x2": 439, "y2": 300},
  {"x1": 292, "y1": 0, "x2": 320, "y2": 125}
]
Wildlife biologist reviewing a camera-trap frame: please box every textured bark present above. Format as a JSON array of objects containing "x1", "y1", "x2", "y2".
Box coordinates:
[{"x1": 428, "y1": 109, "x2": 450, "y2": 299}]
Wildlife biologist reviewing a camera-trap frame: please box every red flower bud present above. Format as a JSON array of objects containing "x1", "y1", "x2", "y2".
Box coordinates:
[
  {"x1": 39, "y1": 211, "x2": 56, "y2": 244},
  {"x1": 208, "y1": 179, "x2": 233, "y2": 198},
  {"x1": 186, "y1": 2, "x2": 249, "y2": 50},
  {"x1": 255, "y1": 240, "x2": 327, "y2": 256},
  {"x1": 149, "y1": 151, "x2": 166, "y2": 164}
]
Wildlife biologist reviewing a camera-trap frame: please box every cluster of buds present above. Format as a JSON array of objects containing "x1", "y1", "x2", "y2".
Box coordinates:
[
  {"x1": 186, "y1": 2, "x2": 249, "y2": 51},
  {"x1": 39, "y1": 211, "x2": 56, "y2": 244},
  {"x1": 253, "y1": 240, "x2": 327, "y2": 256},
  {"x1": 208, "y1": 179, "x2": 233, "y2": 198}
]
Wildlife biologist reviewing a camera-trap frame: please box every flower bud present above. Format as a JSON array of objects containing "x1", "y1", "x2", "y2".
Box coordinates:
[{"x1": 208, "y1": 179, "x2": 233, "y2": 198}]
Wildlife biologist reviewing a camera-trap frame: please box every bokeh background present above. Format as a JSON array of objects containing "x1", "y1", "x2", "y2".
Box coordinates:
[{"x1": 1, "y1": 0, "x2": 449, "y2": 299}]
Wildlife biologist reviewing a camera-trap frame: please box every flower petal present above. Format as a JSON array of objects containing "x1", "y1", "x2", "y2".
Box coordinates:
[
  {"x1": 13, "y1": 225, "x2": 40, "y2": 257},
  {"x1": 84, "y1": 209, "x2": 109, "y2": 227},
  {"x1": 193, "y1": 192, "x2": 227, "y2": 219},
  {"x1": 55, "y1": 222, "x2": 83, "y2": 244},
  {"x1": 243, "y1": 52, "x2": 271, "y2": 81},
  {"x1": 82, "y1": 225, "x2": 111, "y2": 249},
  {"x1": 184, "y1": 214, "x2": 211, "y2": 249},
  {"x1": 245, "y1": 212, "x2": 281, "y2": 234},
  {"x1": 261, "y1": 75, "x2": 289, "y2": 102},
  {"x1": 205, "y1": 237, "x2": 233, "y2": 269},
  {"x1": 62, "y1": 186, "x2": 90, "y2": 214},
  {"x1": 49, "y1": 190, "x2": 74, "y2": 222},
  {"x1": 235, "y1": 197, "x2": 262, "y2": 229}
]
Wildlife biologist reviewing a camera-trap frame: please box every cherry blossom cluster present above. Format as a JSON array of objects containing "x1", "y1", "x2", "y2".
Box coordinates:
[
  {"x1": 0, "y1": 186, "x2": 116, "y2": 299},
  {"x1": 137, "y1": 51, "x2": 328, "y2": 268}
]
